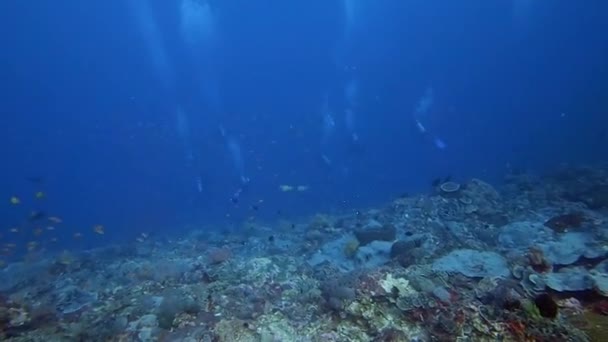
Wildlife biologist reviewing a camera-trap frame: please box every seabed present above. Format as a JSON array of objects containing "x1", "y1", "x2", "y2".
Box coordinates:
[{"x1": 2, "y1": 166, "x2": 608, "y2": 341}]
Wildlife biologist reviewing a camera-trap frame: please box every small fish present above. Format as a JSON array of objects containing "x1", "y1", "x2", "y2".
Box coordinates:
[
  {"x1": 9, "y1": 227, "x2": 19, "y2": 233},
  {"x1": 48, "y1": 216, "x2": 62, "y2": 223},
  {"x1": 57, "y1": 250, "x2": 73, "y2": 265},
  {"x1": 46, "y1": 226, "x2": 55, "y2": 231},
  {"x1": 279, "y1": 185, "x2": 294, "y2": 192},
  {"x1": 27, "y1": 241, "x2": 38, "y2": 251},
  {"x1": 251, "y1": 205, "x2": 259, "y2": 211},
  {"x1": 50, "y1": 237, "x2": 58, "y2": 242},
  {"x1": 29, "y1": 211, "x2": 46, "y2": 221},
  {"x1": 35, "y1": 191, "x2": 46, "y2": 199},
  {"x1": 10, "y1": 196, "x2": 20, "y2": 205},
  {"x1": 93, "y1": 225, "x2": 105, "y2": 235},
  {"x1": 25, "y1": 176, "x2": 44, "y2": 184},
  {"x1": 33, "y1": 228, "x2": 43, "y2": 236},
  {"x1": 296, "y1": 185, "x2": 309, "y2": 191},
  {"x1": 73, "y1": 232, "x2": 83, "y2": 239}
]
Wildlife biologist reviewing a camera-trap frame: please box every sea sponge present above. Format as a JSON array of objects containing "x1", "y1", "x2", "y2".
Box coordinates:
[
  {"x1": 343, "y1": 239, "x2": 360, "y2": 259},
  {"x1": 439, "y1": 181, "x2": 461, "y2": 194}
]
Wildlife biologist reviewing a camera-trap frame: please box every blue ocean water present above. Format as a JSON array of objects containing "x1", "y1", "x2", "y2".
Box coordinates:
[
  {"x1": 0, "y1": 1, "x2": 606, "y2": 253},
  {"x1": 0, "y1": 0, "x2": 608, "y2": 251},
  {"x1": 3, "y1": 2, "x2": 608, "y2": 341}
]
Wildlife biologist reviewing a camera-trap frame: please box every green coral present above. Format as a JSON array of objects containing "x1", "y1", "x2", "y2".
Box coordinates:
[{"x1": 521, "y1": 299, "x2": 541, "y2": 321}]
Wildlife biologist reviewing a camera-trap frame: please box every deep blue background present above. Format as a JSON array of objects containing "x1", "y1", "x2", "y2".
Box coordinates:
[{"x1": 0, "y1": 1, "x2": 606, "y2": 254}]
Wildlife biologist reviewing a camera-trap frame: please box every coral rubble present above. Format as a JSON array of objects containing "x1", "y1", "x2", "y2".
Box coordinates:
[{"x1": 1, "y1": 166, "x2": 608, "y2": 341}]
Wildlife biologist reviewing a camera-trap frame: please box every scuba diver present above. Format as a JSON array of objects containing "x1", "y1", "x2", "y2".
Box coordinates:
[
  {"x1": 219, "y1": 124, "x2": 251, "y2": 205},
  {"x1": 412, "y1": 86, "x2": 447, "y2": 150},
  {"x1": 230, "y1": 176, "x2": 250, "y2": 204}
]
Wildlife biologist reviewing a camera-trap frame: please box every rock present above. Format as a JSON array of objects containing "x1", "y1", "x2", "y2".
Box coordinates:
[
  {"x1": 389, "y1": 239, "x2": 424, "y2": 267},
  {"x1": 308, "y1": 234, "x2": 358, "y2": 272},
  {"x1": 432, "y1": 249, "x2": 510, "y2": 278},
  {"x1": 355, "y1": 241, "x2": 392, "y2": 268},
  {"x1": 354, "y1": 223, "x2": 396, "y2": 246},
  {"x1": 55, "y1": 285, "x2": 98, "y2": 315},
  {"x1": 432, "y1": 286, "x2": 452, "y2": 303},
  {"x1": 389, "y1": 240, "x2": 418, "y2": 259}
]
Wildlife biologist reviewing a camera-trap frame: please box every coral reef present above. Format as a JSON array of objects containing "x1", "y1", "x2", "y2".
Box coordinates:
[{"x1": 1, "y1": 166, "x2": 608, "y2": 341}]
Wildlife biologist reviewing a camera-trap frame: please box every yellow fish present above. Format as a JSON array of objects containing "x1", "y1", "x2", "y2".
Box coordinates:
[
  {"x1": 296, "y1": 185, "x2": 309, "y2": 191},
  {"x1": 35, "y1": 191, "x2": 45, "y2": 199},
  {"x1": 279, "y1": 185, "x2": 294, "y2": 192},
  {"x1": 93, "y1": 225, "x2": 105, "y2": 235},
  {"x1": 10, "y1": 196, "x2": 20, "y2": 205}
]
